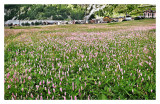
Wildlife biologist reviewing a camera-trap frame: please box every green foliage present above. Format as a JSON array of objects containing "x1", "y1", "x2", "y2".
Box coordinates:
[
  {"x1": 31, "y1": 22, "x2": 35, "y2": 25},
  {"x1": 21, "y1": 23, "x2": 25, "y2": 26},
  {"x1": 5, "y1": 4, "x2": 155, "y2": 21},
  {"x1": 35, "y1": 21, "x2": 40, "y2": 25},
  {"x1": 71, "y1": 9, "x2": 85, "y2": 20},
  {"x1": 24, "y1": 22, "x2": 30, "y2": 26}
]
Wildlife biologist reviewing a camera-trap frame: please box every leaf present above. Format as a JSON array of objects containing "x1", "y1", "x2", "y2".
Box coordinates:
[{"x1": 102, "y1": 94, "x2": 107, "y2": 100}]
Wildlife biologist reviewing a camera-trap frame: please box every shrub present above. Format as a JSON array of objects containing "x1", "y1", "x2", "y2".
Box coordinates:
[
  {"x1": 25, "y1": 22, "x2": 30, "y2": 26},
  {"x1": 8, "y1": 23, "x2": 13, "y2": 26},
  {"x1": 35, "y1": 21, "x2": 40, "y2": 25},
  {"x1": 31, "y1": 22, "x2": 35, "y2": 25},
  {"x1": 21, "y1": 23, "x2": 25, "y2": 26},
  {"x1": 10, "y1": 26, "x2": 14, "y2": 29},
  {"x1": 75, "y1": 21, "x2": 80, "y2": 24}
]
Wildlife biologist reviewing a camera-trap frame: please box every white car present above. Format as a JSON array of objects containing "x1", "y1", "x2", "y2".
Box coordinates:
[{"x1": 125, "y1": 16, "x2": 132, "y2": 21}]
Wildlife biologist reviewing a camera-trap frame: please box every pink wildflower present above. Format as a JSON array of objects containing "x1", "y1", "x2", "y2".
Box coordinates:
[
  {"x1": 28, "y1": 76, "x2": 31, "y2": 80},
  {"x1": 64, "y1": 96, "x2": 66, "y2": 100},
  {"x1": 52, "y1": 96, "x2": 54, "y2": 100},
  {"x1": 81, "y1": 54, "x2": 84, "y2": 58},
  {"x1": 22, "y1": 88, "x2": 24, "y2": 92},
  {"x1": 139, "y1": 62, "x2": 143, "y2": 66},
  {"x1": 31, "y1": 93, "x2": 33, "y2": 98},
  {"x1": 48, "y1": 89, "x2": 51, "y2": 95},
  {"x1": 81, "y1": 86, "x2": 83, "y2": 90},
  {"x1": 36, "y1": 85, "x2": 39, "y2": 90},
  {"x1": 7, "y1": 73, "x2": 10, "y2": 79},
  {"x1": 113, "y1": 54, "x2": 116, "y2": 57},
  {"x1": 60, "y1": 88, "x2": 62, "y2": 92},
  {"x1": 40, "y1": 96, "x2": 43, "y2": 100},
  {"x1": 23, "y1": 79, "x2": 25, "y2": 83},
  {"x1": 39, "y1": 81, "x2": 41, "y2": 85},
  {"x1": 149, "y1": 62, "x2": 151, "y2": 66},
  {"x1": 79, "y1": 67, "x2": 82, "y2": 71},
  {"x1": 12, "y1": 97, "x2": 14, "y2": 100},
  {"x1": 29, "y1": 68, "x2": 31, "y2": 72},
  {"x1": 95, "y1": 81, "x2": 97, "y2": 84},
  {"x1": 8, "y1": 85, "x2": 10, "y2": 89},
  {"x1": 53, "y1": 89, "x2": 55, "y2": 93},
  {"x1": 52, "y1": 84, "x2": 55, "y2": 88},
  {"x1": 74, "y1": 96, "x2": 77, "y2": 100}
]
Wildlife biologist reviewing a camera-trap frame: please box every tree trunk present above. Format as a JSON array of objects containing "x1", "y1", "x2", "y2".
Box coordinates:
[{"x1": 84, "y1": 4, "x2": 106, "y2": 23}]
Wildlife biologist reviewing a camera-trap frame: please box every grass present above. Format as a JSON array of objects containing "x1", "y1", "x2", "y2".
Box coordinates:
[{"x1": 4, "y1": 19, "x2": 156, "y2": 100}]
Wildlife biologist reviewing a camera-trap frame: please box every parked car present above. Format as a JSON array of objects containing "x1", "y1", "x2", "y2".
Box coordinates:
[
  {"x1": 138, "y1": 16, "x2": 145, "y2": 19},
  {"x1": 134, "y1": 16, "x2": 141, "y2": 20},
  {"x1": 124, "y1": 16, "x2": 132, "y2": 21},
  {"x1": 134, "y1": 16, "x2": 145, "y2": 20},
  {"x1": 103, "y1": 16, "x2": 112, "y2": 23}
]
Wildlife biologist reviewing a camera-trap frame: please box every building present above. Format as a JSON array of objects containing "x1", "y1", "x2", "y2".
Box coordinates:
[{"x1": 143, "y1": 9, "x2": 156, "y2": 18}]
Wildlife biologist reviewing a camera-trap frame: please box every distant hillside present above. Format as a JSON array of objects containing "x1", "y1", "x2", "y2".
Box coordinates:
[{"x1": 4, "y1": 4, "x2": 156, "y2": 21}]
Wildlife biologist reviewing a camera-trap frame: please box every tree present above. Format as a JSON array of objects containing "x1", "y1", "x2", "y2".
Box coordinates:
[
  {"x1": 4, "y1": 4, "x2": 156, "y2": 22},
  {"x1": 83, "y1": 4, "x2": 107, "y2": 23}
]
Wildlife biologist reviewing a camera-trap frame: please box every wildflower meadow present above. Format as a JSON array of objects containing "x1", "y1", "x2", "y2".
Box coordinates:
[{"x1": 4, "y1": 19, "x2": 156, "y2": 100}]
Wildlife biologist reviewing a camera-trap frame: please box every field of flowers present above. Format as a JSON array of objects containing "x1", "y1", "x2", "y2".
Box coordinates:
[{"x1": 4, "y1": 19, "x2": 156, "y2": 100}]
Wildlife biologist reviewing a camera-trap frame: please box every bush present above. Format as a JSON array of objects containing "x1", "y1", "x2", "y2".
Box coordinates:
[
  {"x1": 31, "y1": 22, "x2": 35, "y2": 25},
  {"x1": 10, "y1": 26, "x2": 14, "y2": 29},
  {"x1": 21, "y1": 23, "x2": 25, "y2": 26},
  {"x1": 8, "y1": 23, "x2": 13, "y2": 26},
  {"x1": 75, "y1": 21, "x2": 80, "y2": 24},
  {"x1": 35, "y1": 21, "x2": 40, "y2": 25},
  {"x1": 25, "y1": 22, "x2": 30, "y2": 26}
]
